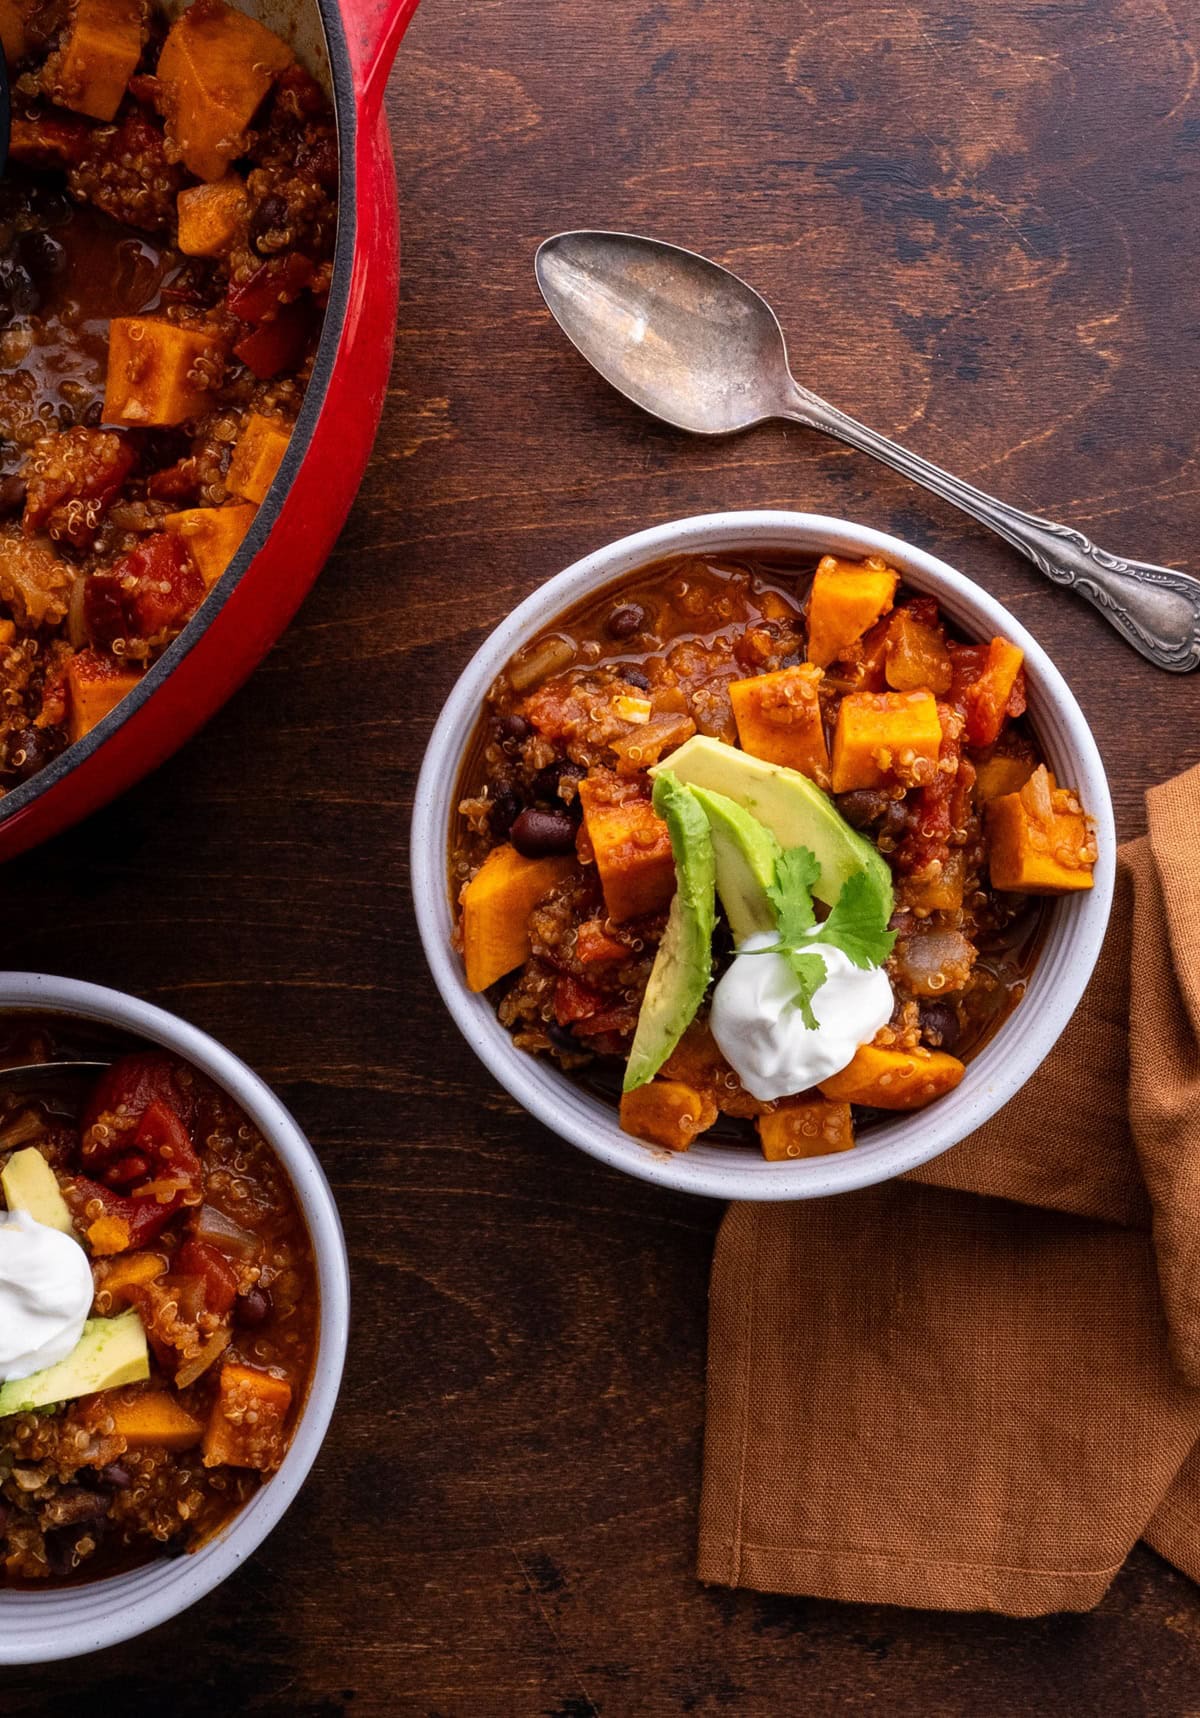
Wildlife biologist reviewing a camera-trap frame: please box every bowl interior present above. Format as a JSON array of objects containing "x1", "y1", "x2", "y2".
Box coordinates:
[
  {"x1": 0, "y1": 976, "x2": 349, "y2": 1664},
  {"x1": 413, "y1": 512, "x2": 1116, "y2": 1202}
]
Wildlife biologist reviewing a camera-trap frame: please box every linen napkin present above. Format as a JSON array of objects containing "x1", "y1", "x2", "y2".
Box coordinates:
[{"x1": 698, "y1": 761, "x2": 1200, "y2": 1616}]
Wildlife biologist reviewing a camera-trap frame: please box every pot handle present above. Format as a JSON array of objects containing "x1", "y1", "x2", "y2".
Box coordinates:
[{"x1": 343, "y1": 0, "x2": 422, "y2": 117}]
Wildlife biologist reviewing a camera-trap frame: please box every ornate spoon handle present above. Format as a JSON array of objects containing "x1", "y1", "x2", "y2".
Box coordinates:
[{"x1": 782, "y1": 380, "x2": 1200, "y2": 673}]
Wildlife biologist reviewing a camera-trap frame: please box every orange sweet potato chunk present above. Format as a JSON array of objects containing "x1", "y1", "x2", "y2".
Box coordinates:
[
  {"x1": 757, "y1": 1098, "x2": 855, "y2": 1160},
  {"x1": 885, "y1": 609, "x2": 953, "y2": 695},
  {"x1": 461, "y1": 844, "x2": 575, "y2": 992},
  {"x1": 963, "y1": 637, "x2": 1025, "y2": 748},
  {"x1": 830, "y1": 690, "x2": 942, "y2": 793},
  {"x1": 176, "y1": 175, "x2": 248, "y2": 257},
  {"x1": 156, "y1": 0, "x2": 294, "y2": 182},
  {"x1": 99, "y1": 1250, "x2": 167, "y2": 1306},
  {"x1": 104, "y1": 317, "x2": 222, "y2": 427},
  {"x1": 66, "y1": 650, "x2": 141, "y2": 743},
  {"x1": 109, "y1": 1389, "x2": 204, "y2": 1451},
  {"x1": 162, "y1": 503, "x2": 255, "y2": 588},
  {"x1": 819, "y1": 1044, "x2": 965, "y2": 1110},
  {"x1": 225, "y1": 411, "x2": 291, "y2": 504},
  {"x1": 49, "y1": 0, "x2": 144, "y2": 120},
  {"x1": 807, "y1": 555, "x2": 899, "y2": 669},
  {"x1": 729, "y1": 663, "x2": 829, "y2": 784},
  {"x1": 987, "y1": 768, "x2": 1096, "y2": 894},
  {"x1": 974, "y1": 752, "x2": 1035, "y2": 804},
  {"x1": 578, "y1": 773, "x2": 675, "y2": 923},
  {"x1": 619, "y1": 1079, "x2": 718, "y2": 1152},
  {"x1": 202, "y1": 1362, "x2": 292, "y2": 1470},
  {"x1": 0, "y1": 0, "x2": 29, "y2": 61}
]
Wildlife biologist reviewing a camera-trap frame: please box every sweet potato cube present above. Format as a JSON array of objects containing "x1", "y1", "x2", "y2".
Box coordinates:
[
  {"x1": 758, "y1": 1098, "x2": 855, "y2": 1160},
  {"x1": 662, "y1": 1018, "x2": 765, "y2": 1119},
  {"x1": 66, "y1": 650, "x2": 141, "y2": 743},
  {"x1": 830, "y1": 690, "x2": 942, "y2": 792},
  {"x1": 49, "y1": 0, "x2": 143, "y2": 121},
  {"x1": 974, "y1": 752, "x2": 1035, "y2": 803},
  {"x1": 100, "y1": 1250, "x2": 167, "y2": 1306},
  {"x1": 885, "y1": 609, "x2": 953, "y2": 695},
  {"x1": 176, "y1": 174, "x2": 248, "y2": 257},
  {"x1": 461, "y1": 844, "x2": 575, "y2": 992},
  {"x1": 619, "y1": 1079, "x2": 718, "y2": 1152},
  {"x1": 986, "y1": 791, "x2": 1095, "y2": 895},
  {"x1": 578, "y1": 774, "x2": 675, "y2": 923},
  {"x1": 1, "y1": 0, "x2": 28, "y2": 62},
  {"x1": 819, "y1": 1044, "x2": 965, "y2": 1110},
  {"x1": 729, "y1": 663, "x2": 829, "y2": 784},
  {"x1": 104, "y1": 317, "x2": 221, "y2": 427},
  {"x1": 225, "y1": 411, "x2": 290, "y2": 504},
  {"x1": 156, "y1": 1, "x2": 294, "y2": 181},
  {"x1": 807, "y1": 555, "x2": 899, "y2": 669},
  {"x1": 162, "y1": 503, "x2": 255, "y2": 589},
  {"x1": 202, "y1": 1362, "x2": 292, "y2": 1470},
  {"x1": 963, "y1": 636, "x2": 1025, "y2": 747},
  {"x1": 109, "y1": 1389, "x2": 204, "y2": 1451}
]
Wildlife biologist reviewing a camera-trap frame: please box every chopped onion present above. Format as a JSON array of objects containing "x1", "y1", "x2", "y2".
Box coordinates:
[
  {"x1": 174, "y1": 1326, "x2": 230, "y2": 1390},
  {"x1": 192, "y1": 1203, "x2": 259, "y2": 1258}
]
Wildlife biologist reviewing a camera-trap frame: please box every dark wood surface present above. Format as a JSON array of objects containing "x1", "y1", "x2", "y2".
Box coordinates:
[{"x1": 8, "y1": 0, "x2": 1200, "y2": 1711}]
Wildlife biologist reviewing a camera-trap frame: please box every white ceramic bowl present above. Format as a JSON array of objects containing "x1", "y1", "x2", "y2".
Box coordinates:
[
  {"x1": 412, "y1": 512, "x2": 1116, "y2": 1201},
  {"x1": 0, "y1": 974, "x2": 349, "y2": 1664}
]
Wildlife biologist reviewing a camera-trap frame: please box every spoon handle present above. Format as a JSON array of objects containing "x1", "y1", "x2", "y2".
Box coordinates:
[{"x1": 782, "y1": 381, "x2": 1200, "y2": 672}]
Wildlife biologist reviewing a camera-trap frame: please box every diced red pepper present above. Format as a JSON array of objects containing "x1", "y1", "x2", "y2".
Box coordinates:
[
  {"x1": 85, "y1": 534, "x2": 204, "y2": 647},
  {"x1": 554, "y1": 976, "x2": 603, "y2": 1026},
  {"x1": 69, "y1": 1175, "x2": 183, "y2": 1250},
  {"x1": 233, "y1": 299, "x2": 316, "y2": 380},
  {"x1": 83, "y1": 1051, "x2": 196, "y2": 1142},
  {"x1": 177, "y1": 1240, "x2": 239, "y2": 1316},
  {"x1": 226, "y1": 254, "x2": 314, "y2": 324}
]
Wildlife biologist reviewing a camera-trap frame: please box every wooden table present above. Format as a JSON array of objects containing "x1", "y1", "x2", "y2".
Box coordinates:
[{"x1": 9, "y1": 1, "x2": 1200, "y2": 1711}]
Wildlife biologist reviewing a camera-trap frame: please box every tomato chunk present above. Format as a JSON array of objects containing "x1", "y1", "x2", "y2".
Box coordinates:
[
  {"x1": 177, "y1": 1239, "x2": 239, "y2": 1316},
  {"x1": 85, "y1": 533, "x2": 204, "y2": 646}
]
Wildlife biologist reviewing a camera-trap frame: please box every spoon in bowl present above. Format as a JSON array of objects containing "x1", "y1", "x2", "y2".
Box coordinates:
[{"x1": 536, "y1": 230, "x2": 1200, "y2": 673}]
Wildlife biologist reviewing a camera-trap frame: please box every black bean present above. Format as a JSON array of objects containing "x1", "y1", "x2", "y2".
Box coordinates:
[
  {"x1": 919, "y1": 1000, "x2": 961, "y2": 1052},
  {"x1": 532, "y1": 759, "x2": 585, "y2": 804},
  {"x1": 99, "y1": 1463, "x2": 132, "y2": 1491},
  {"x1": 251, "y1": 194, "x2": 290, "y2": 253},
  {"x1": 547, "y1": 1022, "x2": 579, "y2": 1053},
  {"x1": 18, "y1": 230, "x2": 65, "y2": 281},
  {"x1": 0, "y1": 475, "x2": 26, "y2": 518},
  {"x1": 622, "y1": 667, "x2": 651, "y2": 691},
  {"x1": 488, "y1": 787, "x2": 523, "y2": 839},
  {"x1": 606, "y1": 603, "x2": 646, "y2": 640},
  {"x1": 510, "y1": 807, "x2": 577, "y2": 858},
  {"x1": 499, "y1": 713, "x2": 529, "y2": 743},
  {"x1": 835, "y1": 789, "x2": 890, "y2": 831},
  {"x1": 235, "y1": 1287, "x2": 272, "y2": 1329}
]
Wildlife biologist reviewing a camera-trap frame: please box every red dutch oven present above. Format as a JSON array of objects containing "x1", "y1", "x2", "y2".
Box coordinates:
[{"x1": 0, "y1": 0, "x2": 422, "y2": 861}]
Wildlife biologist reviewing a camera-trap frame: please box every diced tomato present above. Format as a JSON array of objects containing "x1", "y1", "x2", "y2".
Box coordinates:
[
  {"x1": 573, "y1": 1003, "x2": 639, "y2": 1038},
  {"x1": 22, "y1": 429, "x2": 135, "y2": 547},
  {"x1": 85, "y1": 534, "x2": 204, "y2": 646},
  {"x1": 135, "y1": 1100, "x2": 203, "y2": 1191},
  {"x1": 554, "y1": 976, "x2": 603, "y2": 1026},
  {"x1": 84, "y1": 1051, "x2": 196, "y2": 1137},
  {"x1": 68, "y1": 1175, "x2": 183, "y2": 1250},
  {"x1": 233, "y1": 299, "x2": 316, "y2": 380},
  {"x1": 961, "y1": 637, "x2": 1026, "y2": 748},
  {"x1": 574, "y1": 920, "x2": 630, "y2": 965},
  {"x1": 177, "y1": 1240, "x2": 238, "y2": 1316},
  {"x1": 226, "y1": 254, "x2": 314, "y2": 324}
]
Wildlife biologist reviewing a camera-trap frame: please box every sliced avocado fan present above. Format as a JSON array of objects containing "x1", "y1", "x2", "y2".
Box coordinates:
[
  {"x1": 623, "y1": 772, "x2": 716, "y2": 1092},
  {"x1": 689, "y1": 785, "x2": 782, "y2": 944}
]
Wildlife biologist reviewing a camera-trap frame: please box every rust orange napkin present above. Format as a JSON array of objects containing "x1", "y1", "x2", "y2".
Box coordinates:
[{"x1": 698, "y1": 761, "x2": 1200, "y2": 1615}]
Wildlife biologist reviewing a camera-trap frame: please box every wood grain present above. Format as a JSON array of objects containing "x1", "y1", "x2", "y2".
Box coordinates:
[{"x1": 6, "y1": 0, "x2": 1200, "y2": 1711}]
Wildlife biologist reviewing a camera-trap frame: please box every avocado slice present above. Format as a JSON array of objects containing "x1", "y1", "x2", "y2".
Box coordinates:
[
  {"x1": 623, "y1": 772, "x2": 716, "y2": 1092},
  {"x1": 0, "y1": 1310, "x2": 149, "y2": 1417},
  {"x1": 2, "y1": 1148, "x2": 75, "y2": 1237},
  {"x1": 653, "y1": 734, "x2": 893, "y2": 916},
  {"x1": 690, "y1": 785, "x2": 782, "y2": 945}
]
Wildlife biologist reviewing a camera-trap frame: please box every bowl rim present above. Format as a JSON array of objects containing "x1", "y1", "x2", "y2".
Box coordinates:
[
  {"x1": 411, "y1": 510, "x2": 1116, "y2": 1201},
  {"x1": 0, "y1": 973, "x2": 350, "y2": 1665}
]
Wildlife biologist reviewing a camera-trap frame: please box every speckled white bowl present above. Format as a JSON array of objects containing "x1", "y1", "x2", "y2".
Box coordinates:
[
  {"x1": 0, "y1": 974, "x2": 349, "y2": 1663},
  {"x1": 412, "y1": 512, "x2": 1115, "y2": 1201}
]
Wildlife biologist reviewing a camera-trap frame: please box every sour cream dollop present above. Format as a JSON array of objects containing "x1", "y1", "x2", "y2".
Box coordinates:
[
  {"x1": 0, "y1": 1210, "x2": 92, "y2": 1383},
  {"x1": 710, "y1": 933, "x2": 894, "y2": 1102}
]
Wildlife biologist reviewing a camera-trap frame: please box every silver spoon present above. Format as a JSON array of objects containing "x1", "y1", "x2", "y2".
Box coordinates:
[
  {"x1": 0, "y1": 1060, "x2": 110, "y2": 1097},
  {"x1": 535, "y1": 230, "x2": 1200, "y2": 673}
]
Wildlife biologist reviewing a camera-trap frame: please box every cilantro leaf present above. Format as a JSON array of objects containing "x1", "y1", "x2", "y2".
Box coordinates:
[
  {"x1": 782, "y1": 949, "x2": 828, "y2": 1030},
  {"x1": 817, "y1": 870, "x2": 897, "y2": 969},
  {"x1": 766, "y1": 846, "x2": 820, "y2": 945}
]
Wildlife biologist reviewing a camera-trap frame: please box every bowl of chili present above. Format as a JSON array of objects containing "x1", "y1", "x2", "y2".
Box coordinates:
[
  {"x1": 0, "y1": 0, "x2": 421, "y2": 861},
  {"x1": 412, "y1": 511, "x2": 1116, "y2": 1200},
  {"x1": 0, "y1": 972, "x2": 349, "y2": 1663}
]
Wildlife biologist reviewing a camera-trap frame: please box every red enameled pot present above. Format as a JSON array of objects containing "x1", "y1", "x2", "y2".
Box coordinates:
[{"x1": 0, "y1": 0, "x2": 421, "y2": 862}]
